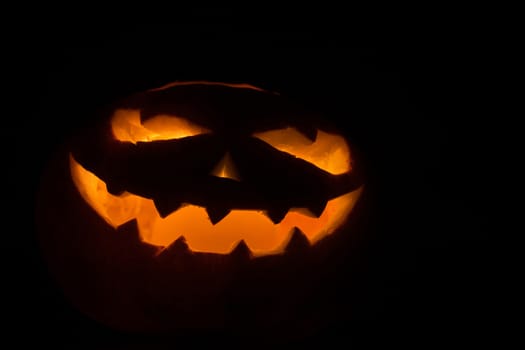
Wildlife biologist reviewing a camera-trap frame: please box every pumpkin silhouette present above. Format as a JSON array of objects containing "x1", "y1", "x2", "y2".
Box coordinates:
[{"x1": 36, "y1": 81, "x2": 369, "y2": 339}]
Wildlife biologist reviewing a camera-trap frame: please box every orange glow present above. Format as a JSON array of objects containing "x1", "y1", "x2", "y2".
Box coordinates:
[
  {"x1": 210, "y1": 153, "x2": 241, "y2": 181},
  {"x1": 70, "y1": 155, "x2": 362, "y2": 256},
  {"x1": 253, "y1": 127, "x2": 351, "y2": 175},
  {"x1": 148, "y1": 80, "x2": 269, "y2": 93},
  {"x1": 111, "y1": 109, "x2": 210, "y2": 144}
]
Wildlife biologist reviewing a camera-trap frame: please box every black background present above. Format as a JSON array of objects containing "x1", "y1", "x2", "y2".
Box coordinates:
[{"x1": 6, "y1": 8, "x2": 488, "y2": 348}]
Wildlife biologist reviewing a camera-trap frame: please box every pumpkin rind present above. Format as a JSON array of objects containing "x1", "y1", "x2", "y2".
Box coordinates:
[{"x1": 36, "y1": 81, "x2": 368, "y2": 338}]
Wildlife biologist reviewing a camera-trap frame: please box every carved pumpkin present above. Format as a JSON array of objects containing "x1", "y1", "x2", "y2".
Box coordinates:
[{"x1": 36, "y1": 81, "x2": 367, "y2": 338}]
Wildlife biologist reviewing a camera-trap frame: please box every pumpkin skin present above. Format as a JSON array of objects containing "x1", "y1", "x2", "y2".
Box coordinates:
[{"x1": 36, "y1": 81, "x2": 368, "y2": 339}]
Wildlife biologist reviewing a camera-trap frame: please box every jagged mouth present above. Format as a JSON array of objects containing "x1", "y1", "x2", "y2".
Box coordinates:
[
  {"x1": 70, "y1": 154, "x2": 363, "y2": 257},
  {"x1": 147, "y1": 190, "x2": 362, "y2": 257}
]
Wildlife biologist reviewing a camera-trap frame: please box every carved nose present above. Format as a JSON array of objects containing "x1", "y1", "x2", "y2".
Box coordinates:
[{"x1": 210, "y1": 152, "x2": 241, "y2": 181}]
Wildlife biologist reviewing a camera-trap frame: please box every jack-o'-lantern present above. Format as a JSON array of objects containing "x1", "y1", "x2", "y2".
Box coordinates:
[{"x1": 36, "y1": 81, "x2": 367, "y2": 339}]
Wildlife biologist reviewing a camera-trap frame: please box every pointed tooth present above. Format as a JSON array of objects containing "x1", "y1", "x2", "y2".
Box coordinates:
[
  {"x1": 115, "y1": 219, "x2": 140, "y2": 240},
  {"x1": 113, "y1": 220, "x2": 160, "y2": 256},
  {"x1": 307, "y1": 200, "x2": 328, "y2": 218},
  {"x1": 206, "y1": 207, "x2": 231, "y2": 225},
  {"x1": 230, "y1": 240, "x2": 252, "y2": 260},
  {"x1": 295, "y1": 125, "x2": 317, "y2": 142},
  {"x1": 154, "y1": 198, "x2": 182, "y2": 218},
  {"x1": 157, "y1": 236, "x2": 191, "y2": 259},
  {"x1": 285, "y1": 227, "x2": 310, "y2": 253},
  {"x1": 167, "y1": 236, "x2": 190, "y2": 253},
  {"x1": 107, "y1": 182, "x2": 125, "y2": 196},
  {"x1": 266, "y1": 207, "x2": 289, "y2": 224}
]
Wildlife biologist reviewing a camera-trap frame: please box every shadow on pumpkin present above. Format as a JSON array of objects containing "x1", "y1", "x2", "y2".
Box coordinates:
[
  {"x1": 35, "y1": 82, "x2": 375, "y2": 343},
  {"x1": 37, "y1": 148, "x2": 375, "y2": 340}
]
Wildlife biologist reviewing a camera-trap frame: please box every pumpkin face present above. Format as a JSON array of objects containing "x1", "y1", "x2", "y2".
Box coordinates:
[
  {"x1": 36, "y1": 81, "x2": 366, "y2": 337},
  {"x1": 70, "y1": 81, "x2": 363, "y2": 256}
]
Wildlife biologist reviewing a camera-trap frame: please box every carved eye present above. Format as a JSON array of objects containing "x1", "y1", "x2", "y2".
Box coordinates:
[
  {"x1": 252, "y1": 127, "x2": 351, "y2": 175},
  {"x1": 111, "y1": 108, "x2": 210, "y2": 144}
]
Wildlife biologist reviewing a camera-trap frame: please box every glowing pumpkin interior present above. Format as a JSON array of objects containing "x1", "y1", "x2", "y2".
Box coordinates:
[{"x1": 70, "y1": 85, "x2": 362, "y2": 257}]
